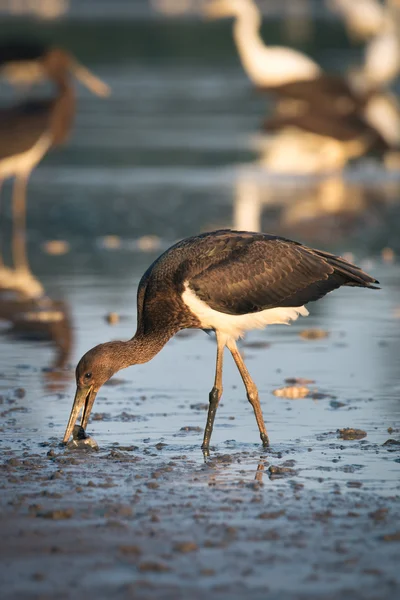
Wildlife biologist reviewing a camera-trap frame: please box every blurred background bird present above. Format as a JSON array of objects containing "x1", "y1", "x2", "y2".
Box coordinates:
[{"x1": 0, "y1": 44, "x2": 110, "y2": 298}]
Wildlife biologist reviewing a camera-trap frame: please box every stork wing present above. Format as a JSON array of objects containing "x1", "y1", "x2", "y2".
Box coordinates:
[
  {"x1": 259, "y1": 74, "x2": 364, "y2": 116},
  {"x1": 264, "y1": 110, "x2": 387, "y2": 147},
  {"x1": 188, "y1": 235, "x2": 378, "y2": 315}
]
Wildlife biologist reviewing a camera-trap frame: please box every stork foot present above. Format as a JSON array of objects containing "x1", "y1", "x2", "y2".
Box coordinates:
[{"x1": 260, "y1": 432, "x2": 270, "y2": 447}]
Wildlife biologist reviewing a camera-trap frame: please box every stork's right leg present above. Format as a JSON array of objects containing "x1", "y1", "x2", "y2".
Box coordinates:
[
  {"x1": 202, "y1": 332, "x2": 226, "y2": 452},
  {"x1": 227, "y1": 339, "x2": 269, "y2": 447}
]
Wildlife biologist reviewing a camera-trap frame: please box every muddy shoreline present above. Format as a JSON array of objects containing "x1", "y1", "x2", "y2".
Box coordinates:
[{"x1": 1, "y1": 430, "x2": 399, "y2": 599}]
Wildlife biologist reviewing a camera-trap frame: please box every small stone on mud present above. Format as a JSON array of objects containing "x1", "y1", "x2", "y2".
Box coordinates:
[
  {"x1": 37, "y1": 508, "x2": 74, "y2": 520},
  {"x1": 382, "y1": 531, "x2": 400, "y2": 542},
  {"x1": 273, "y1": 386, "x2": 310, "y2": 399},
  {"x1": 91, "y1": 413, "x2": 111, "y2": 421},
  {"x1": 104, "y1": 378, "x2": 127, "y2": 387},
  {"x1": 42, "y1": 240, "x2": 70, "y2": 255},
  {"x1": 242, "y1": 340, "x2": 270, "y2": 349},
  {"x1": 383, "y1": 439, "x2": 400, "y2": 446},
  {"x1": 155, "y1": 442, "x2": 167, "y2": 450},
  {"x1": 268, "y1": 465, "x2": 298, "y2": 478},
  {"x1": 346, "y1": 481, "x2": 363, "y2": 488},
  {"x1": 146, "y1": 481, "x2": 159, "y2": 489},
  {"x1": 258, "y1": 510, "x2": 285, "y2": 519},
  {"x1": 180, "y1": 426, "x2": 202, "y2": 432},
  {"x1": 285, "y1": 377, "x2": 315, "y2": 385},
  {"x1": 138, "y1": 560, "x2": 170, "y2": 572},
  {"x1": 173, "y1": 541, "x2": 198, "y2": 553},
  {"x1": 299, "y1": 328, "x2": 329, "y2": 340},
  {"x1": 67, "y1": 425, "x2": 99, "y2": 450},
  {"x1": 330, "y1": 400, "x2": 346, "y2": 409},
  {"x1": 369, "y1": 508, "x2": 388, "y2": 521},
  {"x1": 200, "y1": 568, "x2": 215, "y2": 576},
  {"x1": 105, "y1": 312, "x2": 119, "y2": 325},
  {"x1": 119, "y1": 545, "x2": 142, "y2": 556},
  {"x1": 338, "y1": 428, "x2": 367, "y2": 440}
]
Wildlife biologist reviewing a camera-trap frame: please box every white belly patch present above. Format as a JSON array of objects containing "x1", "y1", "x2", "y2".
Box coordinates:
[{"x1": 182, "y1": 283, "x2": 308, "y2": 340}]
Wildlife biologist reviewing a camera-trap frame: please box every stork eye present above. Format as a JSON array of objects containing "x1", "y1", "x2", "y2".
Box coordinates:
[{"x1": 84, "y1": 372, "x2": 92, "y2": 380}]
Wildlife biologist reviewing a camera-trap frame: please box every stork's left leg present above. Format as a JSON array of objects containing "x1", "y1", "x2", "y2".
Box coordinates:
[
  {"x1": 227, "y1": 339, "x2": 269, "y2": 447},
  {"x1": 202, "y1": 332, "x2": 226, "y2": 452}
]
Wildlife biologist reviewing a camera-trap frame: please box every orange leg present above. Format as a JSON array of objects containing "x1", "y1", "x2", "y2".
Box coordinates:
[{"x1": 227, "y1": 339, "x2": 269, "y2": 447}]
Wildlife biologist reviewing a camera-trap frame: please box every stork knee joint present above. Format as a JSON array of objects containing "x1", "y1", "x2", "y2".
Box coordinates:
[
  {"x1": 247, "y1": 390, "x2": 258, "y2": 405},
  {"x1": 209, "y1": 386, "x2": 221, "y2": 405}
]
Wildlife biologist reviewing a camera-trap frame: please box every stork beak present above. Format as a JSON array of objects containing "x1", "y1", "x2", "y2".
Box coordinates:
[
  {"x1": 63, "y1": 385, "x2": 97, "y2": 443},
  {"x1": 70, "y1": 60, "x2": 111, "y2": 97}
]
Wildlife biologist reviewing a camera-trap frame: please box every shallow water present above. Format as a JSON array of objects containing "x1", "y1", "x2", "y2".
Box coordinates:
[{"x1": 1, "y1": 257, "x2": 399, "y2": 493}]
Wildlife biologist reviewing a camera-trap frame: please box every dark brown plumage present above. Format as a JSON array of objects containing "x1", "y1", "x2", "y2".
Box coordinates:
[
  {"x1": 0, "y1": 39, "x2": 48, "y2": 67},
  {"x1": 258, "y1": 74, "x2": 369, "y2": 117},
  {"x1": 63, "y1": 230, "x2": 379, "y2": 451},
  {"x1": 259, "y1": 73, "x2": 395, "y2": 156}
]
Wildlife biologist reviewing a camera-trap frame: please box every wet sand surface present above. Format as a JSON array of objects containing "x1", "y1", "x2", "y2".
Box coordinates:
[{"x1": 1, "y1": 257, "x2": 399, "y2": 600}]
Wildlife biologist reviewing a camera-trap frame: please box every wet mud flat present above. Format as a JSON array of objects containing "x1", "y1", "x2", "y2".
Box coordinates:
[{"x1": 1, "y1": 433, "x2": 400, "y2": 600}]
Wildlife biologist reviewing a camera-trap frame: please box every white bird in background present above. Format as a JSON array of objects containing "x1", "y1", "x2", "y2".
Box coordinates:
[
  {"x1": 328, "y1": 0, "x2": 386, "y2": 41},
  {"x1": 205, "y1": 0, "x2": 321, "y2": 87},
  {"x1": 328, "y1": 0, "x2": 400, "y2": 90}
]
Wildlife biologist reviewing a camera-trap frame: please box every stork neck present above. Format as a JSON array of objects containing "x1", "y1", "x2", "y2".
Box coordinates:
[
  {"x1": 50, "y1": 75, "x2": 76, "y2": 145},
  {"x1": 122, "y1": 327, "x2": 174, "y2": 366},
  {"x1": 232, "y1": 1, "x2": 265, "y2": 83}
]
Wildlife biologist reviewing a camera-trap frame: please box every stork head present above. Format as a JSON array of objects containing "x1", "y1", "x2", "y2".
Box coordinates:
[{"x1": 42, "y1": 47, "x2": 111, "y2": 96}]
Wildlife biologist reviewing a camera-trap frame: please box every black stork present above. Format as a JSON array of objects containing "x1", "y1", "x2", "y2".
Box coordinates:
[
  {"x1": 63, "y1": 229, "x2": 379, "y2": 450},
  {"x1": 0, "y1": 47, "x2": 110, "y2": 296}
]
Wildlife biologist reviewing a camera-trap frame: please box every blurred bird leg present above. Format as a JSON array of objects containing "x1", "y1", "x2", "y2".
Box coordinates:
[
  {"x1": 12, "y1": 173, "x2": 29, "y2": 273},
  {"x1": 10, "y1": 173, "x2": 44, "y2": 299},
  {"x1": 70, "y1": 60, "x2": 111, "y2": 97},
  {"x1": 0, "y1": 178, "x2": 13, "y2": 280},
  {"x1": 281, "y1": 177, "x2": 366, "y2": 227}
]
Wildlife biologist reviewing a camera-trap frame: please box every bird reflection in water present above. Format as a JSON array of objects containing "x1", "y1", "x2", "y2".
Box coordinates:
[
  {"x1": 0, "y1": 156, "x2": 73, "y2": 391},
  {"x1": 0, "y1": 288, "x2": 74, "y2": 392}
]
